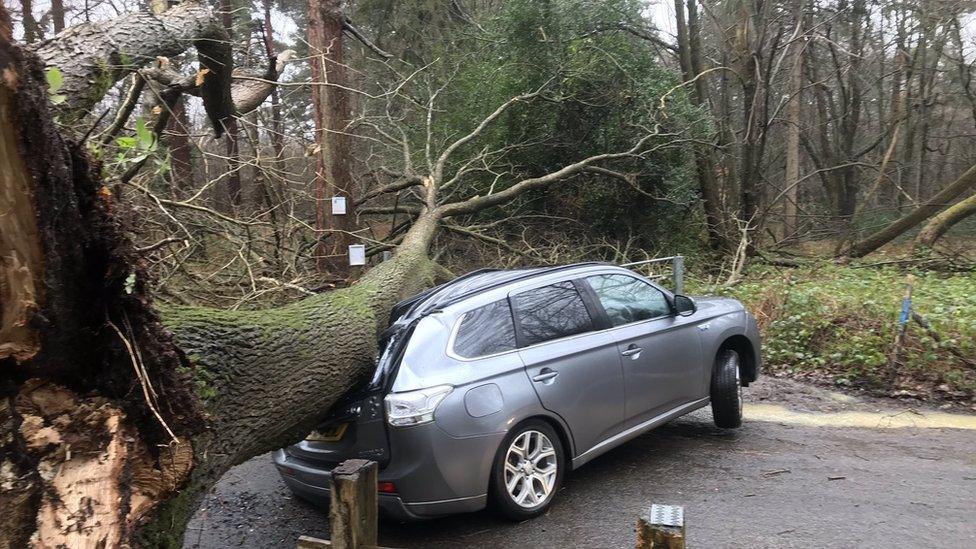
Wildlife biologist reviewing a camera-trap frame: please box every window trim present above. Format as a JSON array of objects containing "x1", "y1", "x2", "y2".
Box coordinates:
[
  {"x1": 445, "y1": 300, "x2": 519, "y2": 362},
  {"x1": 583, "y1": 273, "x2": 674, "y2": 329},
  {"x1": 509, "y1": 280, "x2": 597, "y2": 349}
]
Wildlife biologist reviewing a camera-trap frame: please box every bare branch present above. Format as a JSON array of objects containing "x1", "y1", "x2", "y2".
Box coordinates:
[{"x1": 436, "y1": 131, "x2": 665, "y2": 218}]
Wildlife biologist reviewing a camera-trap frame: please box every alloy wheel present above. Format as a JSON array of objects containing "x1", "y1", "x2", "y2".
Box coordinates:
[{"x1": 503, "y1": 430, "x2": 558, "y2": 508}]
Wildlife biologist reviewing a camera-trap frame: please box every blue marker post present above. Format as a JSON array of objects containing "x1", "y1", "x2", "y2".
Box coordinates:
[{"x1": 887, "y1": 274, "x2": 916, "y2": 385}]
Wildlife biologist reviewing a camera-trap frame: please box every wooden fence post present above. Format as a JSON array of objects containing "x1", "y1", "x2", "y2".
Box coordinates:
[
  {"x1": 329, "y1": 459, "x2": 378, "y2": 549},
  {"x1": 636, "y1": 504, "x2": 685, "y2": 549}
]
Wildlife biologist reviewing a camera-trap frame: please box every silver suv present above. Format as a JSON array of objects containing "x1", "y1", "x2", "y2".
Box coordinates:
[{"x1": 273, "y1": 262, "x2": 761, "y2": 520}]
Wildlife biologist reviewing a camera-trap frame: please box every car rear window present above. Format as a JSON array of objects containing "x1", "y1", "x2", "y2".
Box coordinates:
[
  {"x1": 453, "y1": 300, "x2": 517, "y2": 358},
  {"x1": 512, "y1": 281, "x2": 594, "y2": 346}
]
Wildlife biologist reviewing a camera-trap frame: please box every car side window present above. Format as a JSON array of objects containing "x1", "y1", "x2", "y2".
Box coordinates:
[
  {"x1": 586, "y1": 274, "x2": 671, "y2": 327},
  {"x1": 453, "y1": 300, "x2": 517, "y2": 358},
  {"x1": 512, "y1": 281, "x2": 594, "y2": 346}
]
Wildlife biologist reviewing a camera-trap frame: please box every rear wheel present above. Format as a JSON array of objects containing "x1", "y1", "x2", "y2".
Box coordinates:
[
  {"x1": 710, "y1": 349, "x2": 743, "y2": 428},
  {"x1": 489, "y1": 420, "x2": 564, "y2": 520}
]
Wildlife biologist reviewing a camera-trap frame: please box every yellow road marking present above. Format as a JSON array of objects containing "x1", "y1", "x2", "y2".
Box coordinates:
[{"x1": 744, "y1": 403, "x2": 976, "y2": 430}]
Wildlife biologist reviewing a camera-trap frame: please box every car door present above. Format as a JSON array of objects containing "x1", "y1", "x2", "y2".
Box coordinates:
[
  {"x1": 511, "y1": 280, "x2": 626, "y2": 455},
  {"x1": 582, "y1": 274, "x2": 703, "y2": 426}
]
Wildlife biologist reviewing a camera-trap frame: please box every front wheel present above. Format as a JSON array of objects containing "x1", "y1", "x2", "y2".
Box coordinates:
[
  {"x1": 489, "y1": 420, "x2": 564, "y2": 520},
  {"x1": 711, "y1": 349, "x2": 743, "y2": 428}
]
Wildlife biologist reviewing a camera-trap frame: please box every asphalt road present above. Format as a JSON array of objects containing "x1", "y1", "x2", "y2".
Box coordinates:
[{"x1": 185, "y1": 378, "x2": 976, "y2": 548}]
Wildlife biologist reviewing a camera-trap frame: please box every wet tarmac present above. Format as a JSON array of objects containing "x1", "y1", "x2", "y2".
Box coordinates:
[{"x1": 185, "y1": 377, "x2": 976, "y2": 548}]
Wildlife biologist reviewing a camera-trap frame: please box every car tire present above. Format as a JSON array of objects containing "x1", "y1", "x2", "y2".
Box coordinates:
[
  {"x1": 489, "y1": 419, "x2": 565, "y2": 520},
  {"x1": 711, "y1": 349, "x2": 743, "y2": 428}
]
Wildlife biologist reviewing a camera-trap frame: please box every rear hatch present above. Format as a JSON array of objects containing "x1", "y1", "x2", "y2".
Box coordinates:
[
  {"x1": 283, "y1": 319, "x2": 417, "y2": 469},
  {"x1": 285, "y1": 389, "x2": 391, "y2": 467}
]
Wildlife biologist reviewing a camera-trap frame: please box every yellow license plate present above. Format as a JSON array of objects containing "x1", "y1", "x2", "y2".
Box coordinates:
[{"x1": 306, "y1": 423, "x2": 348, "y2": 442}]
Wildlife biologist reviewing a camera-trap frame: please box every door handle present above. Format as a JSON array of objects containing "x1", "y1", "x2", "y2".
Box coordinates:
[
  {"x1": 621, "y1": 345, "x2": 643, "y2": 358},
  {"x1": 532, "y1": 369, "x2": 559, "y2": 383}
]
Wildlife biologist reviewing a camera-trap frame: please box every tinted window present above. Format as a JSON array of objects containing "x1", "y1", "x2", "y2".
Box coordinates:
[
  {"x1": 587, "y1": 274, "x2": 671, "y2": 327},
  {"x1": 453, "y1": 300, "x2": 517, "y2": 358},
  {"x1": 513, "y1": 281, "x2": 594, "y2": 346}
]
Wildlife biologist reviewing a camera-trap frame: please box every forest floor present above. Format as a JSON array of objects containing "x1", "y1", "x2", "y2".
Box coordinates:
[
  {"x1": 184, "y1": 376, "x2": 976, "y2": 548},
  {"x1": 708, "y1": 262, "x2": 976, "y2": 407}
]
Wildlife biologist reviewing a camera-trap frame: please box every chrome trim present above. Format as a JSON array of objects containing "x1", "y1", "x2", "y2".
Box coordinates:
[
  {"x1": 403, "y1": 493, "x2": 488, "y2": 507},
  {"x1": 572, "y1": 397, "x2": 710, "y2": 467}
]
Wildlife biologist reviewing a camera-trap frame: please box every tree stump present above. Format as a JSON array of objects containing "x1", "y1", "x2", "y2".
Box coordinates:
[
  {"x1": 636, "y1": 504, "x2": 685, "y2": 549},
  {"x1": 329, "y1": 459, "x2": 378, "y2": 549}
]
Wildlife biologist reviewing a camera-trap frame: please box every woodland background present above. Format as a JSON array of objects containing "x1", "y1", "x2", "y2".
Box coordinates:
[
  {"x1": 1, "y1": 1, "x2": 975, "y2": 545},
  {"x1": 6, "y1": 0, "x2": 976, "y2": 396}
]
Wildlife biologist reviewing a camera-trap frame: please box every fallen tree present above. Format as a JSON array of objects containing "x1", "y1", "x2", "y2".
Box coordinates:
[
  {"x1": 913, "y1": 191, "x2": 976, "y2": 250},
  {"x1": 0, "y1": 9, "x2": 675, "y2": 546},
  {"x1": 844, "y1": 163, "x2": 976, "y2": 258}
]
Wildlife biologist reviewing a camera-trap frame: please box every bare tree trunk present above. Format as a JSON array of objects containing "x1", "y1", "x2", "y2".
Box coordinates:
[
  {"x1": 20, "y1": 0, "x2": 42, "y2": 43},
  {"x1": 783, "y1": 0, "x2": 804, "y2": 241},
  {"x1": 167, "y1": 95, "x2": 194, "y2": 191},
  {"x1": 50, "y1": 0, "x2": 65, "y2": 33},
  {"x1": 675, "y1": 0, "x2": 730, "y2": 251},
  {"x1": 263, "y1": 0, "x2": 284, "y2": 159},
  {"x1": 309, "y1": 0, "x2": 358, "y2": 276},
  {"x1": 219, "y1": 0, "x2": 243, "y2": 206},
  {"x1": 914, "y1": 192, "x2": 976, "y2": 249},
  {"x1": 735, "y1": 1, "x2": 763, "y2": 231},
  {"x1": 846, "y1": 164, "x2": 976, "y2": 257}
]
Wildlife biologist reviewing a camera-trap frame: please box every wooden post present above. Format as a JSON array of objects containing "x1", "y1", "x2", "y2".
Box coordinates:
[
  {"x1": 329, "y1": 459, "x2": 378, "y2": 549},
  {"x1": 636, "y1": 504, "x2": 685, "y2": 549}
]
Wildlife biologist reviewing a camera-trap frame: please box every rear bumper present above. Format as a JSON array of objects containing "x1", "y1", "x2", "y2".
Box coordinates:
[
  {"x1": 274, "y1": 450, "x2": 486, "y2": 520},
  {"x1": 273, "y1": 421, "x2": 502, "y2": 520}
]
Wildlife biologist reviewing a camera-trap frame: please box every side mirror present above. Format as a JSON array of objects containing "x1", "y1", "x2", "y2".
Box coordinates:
[{"x1": 673, "y1": 294, "x2": 696, "y2": 316}]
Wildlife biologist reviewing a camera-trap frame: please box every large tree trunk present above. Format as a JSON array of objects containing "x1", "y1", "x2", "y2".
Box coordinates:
[
  {"x1": 309, "y1": 0, "x2": 359, "y2": 276},
  {"x1": 846, "y1": 164, "x2": 976, "y2": 257},
  {"x1": 1, "y1": 32, "x2": 440, "y2": 547}
]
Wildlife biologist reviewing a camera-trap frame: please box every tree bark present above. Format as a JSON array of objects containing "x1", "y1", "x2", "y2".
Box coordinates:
[
  {"x1": 309, "y1": 0, "x2": 359, "y2": 276},
  {"x1": 913, "y1": 191, "x2": 976, "y2": 249},
  {"x1": 28, "y1": 1, "x2": 234, "y2": 136},
  {"x1": 782, "y1": 0, "x2": 804, "y2": 241},
  {"x1": 735, "y1": 0, "x2": 766, "y2": 232},
  {"x1": 846, "y1": 164, "x2": 976, "y2": 257},
  {"x1": 1, "y1": 30, "x2": 205, "y2": 547}
]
